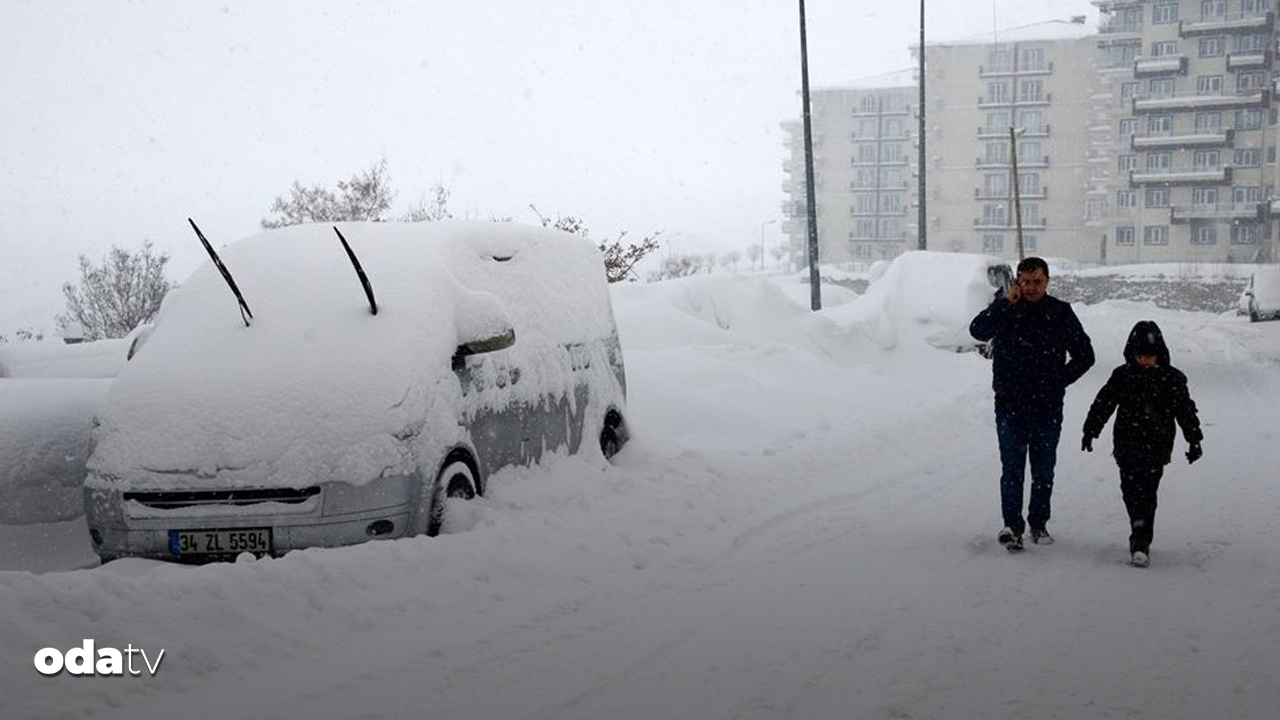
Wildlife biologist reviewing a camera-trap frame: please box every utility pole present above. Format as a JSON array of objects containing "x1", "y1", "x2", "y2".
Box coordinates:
[
  {"x1": 917, "y1": 0, "x2": 927, "y2": 250},
  {"x1": 798, "y1": 0, "x2": 821, "y2": 311},
  {"x1": 1009, "y1": 126, "x2": 1025, "y2": 260}
]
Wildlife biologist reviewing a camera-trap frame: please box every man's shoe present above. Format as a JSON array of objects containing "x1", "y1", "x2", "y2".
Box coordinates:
[
  {"x1": 998, "y1": 527, "x2": 1024, "y2": 552},
  {"x1": 1130, "y1": 551, "x2": 1150, "y2": 568},
  {"x1": 1030, "y1": 527, "x2": 1055, "y2": 545}
]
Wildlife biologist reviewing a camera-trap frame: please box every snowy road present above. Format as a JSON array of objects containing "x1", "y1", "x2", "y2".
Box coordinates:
[{"x1": 2, "y1": 276, "x2": 1278, "y2": 720}]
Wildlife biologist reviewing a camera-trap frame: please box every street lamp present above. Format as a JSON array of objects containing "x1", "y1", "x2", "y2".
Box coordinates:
[{"x1": 759, "y1": 219, "x2": 777, "y2": 273}]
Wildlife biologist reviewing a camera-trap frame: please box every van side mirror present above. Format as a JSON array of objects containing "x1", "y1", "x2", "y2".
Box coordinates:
[{"x1": 452, "y1": 328, "x2": 515, "y2": 371}]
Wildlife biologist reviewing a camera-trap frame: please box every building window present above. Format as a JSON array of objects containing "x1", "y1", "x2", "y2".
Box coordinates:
[
  {"x1": 984, "y1": 142, "x2": 1008, "y2": 164},
  {"x1": 855, "y1": 194, "x2": 877, "y2": 213},
  {"x1": 1143, "y1": 226, "x2": 1169, "y2": 245},
  {"x1": 855, "y1": 219, "x2": 876, "y2": 238},
  {"x1": 1234, "y1": 148, "x2": 1261, "y2": 167},
  {"x1": 1020, "y1": 48, "x2": 1046, "y2": 71},
  {"x1": 1147, "y1": 115, "x2": 1174, "y2": 137},
  {"x1": 1236, "y1": 108, "x2": 1264, "y2": 130},
  {"x1": 1190, "y1": 223, "x2": 1217, "y2": 245},
  {"x1": 1117, "y1": 190, "x2": 1136, "y2": 210},
  {"x1": 1119, "y1": 118, "x2": 1138, "y2": 138},
  {"x1": 881, "y1": 218, "x2": 901, "y2": 237},
  {"x1": 985, "y1": 81, "x2": 1011, "y2": 103},
  {"x1": 856, "y1": 144, "x2": 877, "y2": 163},
  {"x1": 983, "y1": 173, "x2": 1008, "y2": 197},
  {"x1": 1085, "y1": 197, "x2": 1106, "y2": 221},
  {"x1": 1121, "y1": 82, "x2": 1140, "y2": 101},
  {"x1": 1196, "y1": 75, "x2": 1223, "y2": 95},
  {"x1": 1146, "y1": 152, "x2": 1173, "y2": 171},
  {"x1": 1199, "y1": 36, "x2": 1226, "y2": 58},
  {"x1": 1146, "y1": 187, "x2": 1171, "y2": 208},
  {"x1": 1235, "y1": 33, "x2": 1270, "y2": 53},
  {"x1": 882, "y1": 143, "x2": 903, "y2": 163},
  {"x1": 1104, "y1": 42, "x2": 1141, "y2": 68},
  {"x1": 1019, "y1": 172, "x2": 1040, "y2": 194},
  {"x1": 1116, "y1": 227, "x2": 1136, "y2": 246},
  {"x1": 1118, "y1": 154, "x2": 1138, "y2": 172},
  {"x1": 857, "y1": 119, "x2": 878, "y2": 138},
  {"x1": 1192, "y1": 149, "x2": 1220, "y2": 169},
  {"x1": 987, "y1": 49, "x2": 1010, "y2": 72},
  {"x1": 883, "y1": 94, "x2": 906, "y2": 113},
  {"x1": 1150, "y1": 40, "x2": 1178, "y2": 57},
  {"x1": 985, "y1": 111, "x2": 1010, "y2": 132},
  {"x1": 1242, "y1": 0, "x2": 1268, "y2": 17},
  {"x1": 1231, "y1": 225, "x2": 1260, "y2": 245},
  {"x1": 1194, "y1": 112, "x2": 1222, "y2": 132},
  {"x1": 1022, "y1": 203, "x2": 1043, "y2": 225},
  {"x1": 1017, "y1": 109, "x2": 1044, "y2": 133},
  {"x1": 883, "y1": 118, "x2": 903, "y2": 138},
  {"x1": 852, "y1": 243, "x2": 876, "y2": 259},
  {"x1": 1018, "y1": 79, "x2": 1044, "y2": 103},
  {"x1": 880, "y1": 194, "x2": 903, "y2": 213},
  {"x1": 880, "y1": 167, "x2": 904, "y2": 187},
  {"x1": 859, "y1": 96, "x2": 878, "y2": 114},
  {"x1": 1022, "y1": 236, "x2": 1038, "y2": 252},
  {"x1": 1153, "y1": 3, "x2": 1179, "y2": 24},
  {"x1": 1238, "y1": 70, "x2": 1268, "y2": 91},
  {"x1": 1148, "y1": 78, "x2": 1176, "y2": 98},
  {"x1": 1200, "y1": 1, "x2": 1226, "y2": 21},
  {"x1": 1191, "y1": 187, "x2": 1218, "y2": 208},
  {"x1": 982, "y1": 235, "x2": 1004, "y2": 253},
  {"x1": 1018, "y1": 140, "x2": 1042, "y2": 163},
  {"x1": 982, "y1": 204, "x2": 1007, "y2": 225}
]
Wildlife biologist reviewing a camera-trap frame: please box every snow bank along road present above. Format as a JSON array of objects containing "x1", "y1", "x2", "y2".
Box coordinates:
[{"x1": 2, "y1": 279, "x2": 1278, "y2": 720}]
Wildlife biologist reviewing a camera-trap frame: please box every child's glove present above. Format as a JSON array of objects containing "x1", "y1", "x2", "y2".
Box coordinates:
[
  {"x1": 1081, "y1": 435, "x2": 1093, "y2": 452},
  {"x1": 1186, "y1": 442, "x2": 1203, "y2": 464}
]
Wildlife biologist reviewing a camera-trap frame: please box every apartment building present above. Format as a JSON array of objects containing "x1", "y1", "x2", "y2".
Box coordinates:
[
  {"x1": 1094, "y1": 0, "x2": 1277, "y2": 263},
  {"x1": 918, "y1": 29, "x2": 1099, "y2": 262},
  {"x1": 781, "y1": 83, "x2": 918, "y2": 267}
]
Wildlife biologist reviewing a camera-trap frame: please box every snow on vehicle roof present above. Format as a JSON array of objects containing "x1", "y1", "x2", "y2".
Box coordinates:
[
  {"x1": 89, "y1": 220, "x2": 615, "y2": 488},
  {"x1": 0, "y1": 338, "x2": 129, "y2": 379}
]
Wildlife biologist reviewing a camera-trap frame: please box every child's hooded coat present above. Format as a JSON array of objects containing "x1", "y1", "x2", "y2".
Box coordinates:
[{"x1": 1083, "y1": 320, "x2": 1203, "y2": 468}]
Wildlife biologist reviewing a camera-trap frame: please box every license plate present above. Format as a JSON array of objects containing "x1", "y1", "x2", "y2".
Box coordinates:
[{"x1": 168, "y1": 528, "x2": 272, "y2": 556}]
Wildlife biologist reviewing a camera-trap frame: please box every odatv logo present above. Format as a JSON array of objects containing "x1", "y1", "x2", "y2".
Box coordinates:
[{"x1": 34, "y1": 639, "x2": 165, "y2": 676}]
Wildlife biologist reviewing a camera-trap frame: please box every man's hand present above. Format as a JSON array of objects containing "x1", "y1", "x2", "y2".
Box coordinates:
[
  {"x1": 1186, "y1": 442, "x2": 1202, "y2": 464},
  {"x1": 1082, "y1": 435, "x2": 1093, "y2": 452},
  {"x1": 1006, "y1": 282, "x2": 1022, "y2": 305}
]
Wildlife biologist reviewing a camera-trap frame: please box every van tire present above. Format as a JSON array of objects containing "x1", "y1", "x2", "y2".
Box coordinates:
[{"x1": 427, "y1": 461, "x2": 478, "y2": 537}]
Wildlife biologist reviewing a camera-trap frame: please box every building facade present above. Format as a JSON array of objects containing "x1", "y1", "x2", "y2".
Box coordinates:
[
  {"x1": 781, "y1": 85, "x2": 918, "y2": 267},
  {"x1": 920, "y1": 34, "x2": 1098, "y2": 262},
  {"x1": 783, "y1": 5, "x2": 1279, "y2": 265},
  {"x1": 1093, "y1": 0, "x2": 1277, "y2": 263}
]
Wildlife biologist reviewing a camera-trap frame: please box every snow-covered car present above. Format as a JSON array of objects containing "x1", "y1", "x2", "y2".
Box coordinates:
[
  {"x1": 83, "y1": 221, "x2": 630, "y2": 562},
  {"x1": 1240, "y1": 265, "x2": 1280, "y2": 322}
]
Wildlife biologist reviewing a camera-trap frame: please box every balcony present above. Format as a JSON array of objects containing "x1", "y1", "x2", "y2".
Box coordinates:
[
  {"x1": 1133, "y1": 89, "x2": 1268, "y2": 113},
  {"x1": 1170, "y1": 201, "x2": 1262, "y2": 222},
  {"x1": 978, "y1": 61, "x2": 1054, "y2": 77},
  {"x1": 851, "y1": 103, "x2": 912, "y2": 117},
  {"x1": 1131, "y1": 129, "x2": 1233, "y2": 149},
  {"x1": 975, "y1": 155, "x2": 1049, "y2": 169},
  {"x1": 973, "y1": 218, "x2": 1048, "y2": 231},
  {"x1": 978, "y1": 124, "x2": 1051, "y2": 139},
  {"x1": 1099, "y1": 20, "x2": 1143, "y2": 37},
  {"x1": 1134, "y1": 55, "x2": 1188, "y2": 77},
  {"x1": 1129, "y1": 166, "x2": 1233, "y2": 185},
  {"x1": 974, "y1": 187, "x2": 1048, "y2": 201},
  {"x1": 1179, "y1": 10, "x2": 1273, "y2": 36},
  {"x1": 1227, "y1": 51, "x2": 1271, "y2": 70}
]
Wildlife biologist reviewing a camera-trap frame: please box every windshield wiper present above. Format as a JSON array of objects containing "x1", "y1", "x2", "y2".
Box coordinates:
[
  {"x1": 189, "y1": 218, "x2": 253, "y2": 327},
  {"x1": 334, "y1": 227, "x2": 378, "y2": 315}
]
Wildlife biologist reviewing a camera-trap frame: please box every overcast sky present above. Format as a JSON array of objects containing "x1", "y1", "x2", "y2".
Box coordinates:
[{"x1": 0, "y1": 0, "x2": 1096, "y2": 333}]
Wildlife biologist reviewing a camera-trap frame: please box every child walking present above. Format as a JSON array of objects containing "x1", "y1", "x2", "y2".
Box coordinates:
[{"x1": 1082, "y1": 320, "x2": 1203, "y2": 567}]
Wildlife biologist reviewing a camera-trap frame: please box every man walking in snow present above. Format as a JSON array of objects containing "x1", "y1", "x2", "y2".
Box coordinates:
[{"x1": 970, "y1": 257, "x2": 1094, "y2": 551}]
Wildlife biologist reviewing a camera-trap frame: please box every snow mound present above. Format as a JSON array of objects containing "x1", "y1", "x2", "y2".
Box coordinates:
[
  {"x1": 0, "y1": 379, "x2": 111, "y2": 524},
  {"x1": 824, "y1": 251, "x2": 1003, "y2": 352},
  {"x1": 0, "y1": 338, "x2": 129, "y2": 378}
]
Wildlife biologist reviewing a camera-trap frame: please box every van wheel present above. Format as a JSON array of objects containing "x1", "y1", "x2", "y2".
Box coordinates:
[
  {"x1": 427, "y1": 461, "x2": 477, "y2": 537},
  {"x1": 600, "y1": 425, "x2": 621, "y2": 460}
]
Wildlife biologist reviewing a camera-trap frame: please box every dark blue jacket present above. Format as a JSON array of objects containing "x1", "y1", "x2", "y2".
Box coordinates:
[{"x1": 970, "y1": 294, "x2": 1095, "y2": 410}]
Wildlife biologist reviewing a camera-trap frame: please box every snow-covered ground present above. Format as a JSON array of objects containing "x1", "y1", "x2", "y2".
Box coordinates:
[{"x1": 2, "y1": 255, "x2": 1278, "y2": 720}]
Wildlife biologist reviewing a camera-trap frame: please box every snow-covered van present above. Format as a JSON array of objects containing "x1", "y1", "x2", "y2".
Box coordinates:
[
  {"x1": 1241, "y1": 265, "x2": 1280, "y2": 322},
  {"x1": 83, "y1": 221, "x2": 629, "y2": 562}
]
